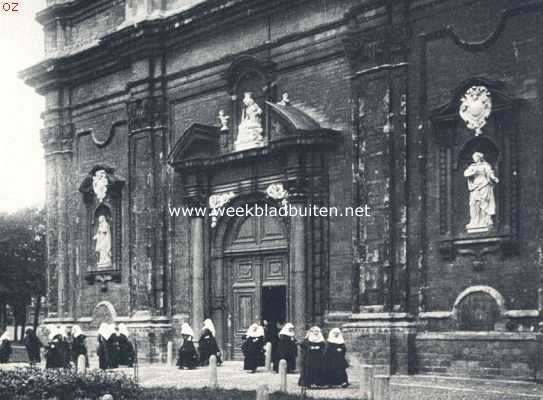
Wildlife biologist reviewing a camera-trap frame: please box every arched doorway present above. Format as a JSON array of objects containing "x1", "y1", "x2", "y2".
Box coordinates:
[{"x1": 222, "y1": 213, "x2": 288, "y2": 359}]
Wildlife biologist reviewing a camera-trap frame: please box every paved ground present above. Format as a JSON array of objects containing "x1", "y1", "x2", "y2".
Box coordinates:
[
  {"x1": 137, "y1": 361, "x2": 361, "y2": 399},
  {"x1": 0, "y1": 361, "x2": 361, "y2": 399}
]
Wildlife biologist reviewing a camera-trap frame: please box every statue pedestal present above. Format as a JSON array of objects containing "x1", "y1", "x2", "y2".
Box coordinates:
[
  {"x1": 466, "y1": 225, "x2": 491, "y2": 234},
  {"x1": 97, "y1": 261, "x2": 113, "y2": 270},
  {"x1": 235, "y1": 125, "x2": 265, "y2": 152}
]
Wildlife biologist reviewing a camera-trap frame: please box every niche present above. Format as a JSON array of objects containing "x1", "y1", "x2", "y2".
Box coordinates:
[
  {"x1": 430, "y1": 77, "x2": 521, "y2": 262},
  {"x1": 79, "y1": 166, "x2": 125, "y2": 287}
]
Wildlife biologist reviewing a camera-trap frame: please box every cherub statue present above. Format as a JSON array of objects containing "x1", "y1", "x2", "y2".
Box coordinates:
[{"x1": 218, "y1": 110, "x2": 230, "y2": 131}]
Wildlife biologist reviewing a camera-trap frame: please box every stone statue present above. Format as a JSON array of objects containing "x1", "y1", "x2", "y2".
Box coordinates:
[
  {"x1": 464, "y1": 152, "x2": 499, "y2": 232},
  {"x1": 278, "y1": 92, "x2": 290, "y2": 106},
  {"x1": 94, "y1": 215, "x2": 112, "y2": 268},
  {"x1": 235, "y1": 92, "x2": 265, "y2": 151},
  {"x1": 93, "y1": 170, "x2": 108, "y2": 203},
  {"x1": 218, "y1": 109, "x2": 229, "y2": 131}
]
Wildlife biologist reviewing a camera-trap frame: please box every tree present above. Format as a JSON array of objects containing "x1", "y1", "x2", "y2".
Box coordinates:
[{"x1": 0, "y1": 207, "x2": 46, "y2": 339}]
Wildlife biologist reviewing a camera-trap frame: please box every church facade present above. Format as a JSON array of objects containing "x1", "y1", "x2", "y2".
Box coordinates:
[{"x1": 22, "y1": 0, "x2": 543, "y2": 379}]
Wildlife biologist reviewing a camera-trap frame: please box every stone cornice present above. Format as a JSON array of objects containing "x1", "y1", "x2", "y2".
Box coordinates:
[{"x1": 19, "y1": 0, "x2": 335, "y2": 94}]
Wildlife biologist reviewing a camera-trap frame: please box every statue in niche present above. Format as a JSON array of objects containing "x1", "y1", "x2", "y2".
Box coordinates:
[
  {"x1": 235, "y1": 92, "x2": 265, "y2": 151},
  {"x1": 93, "y1": 170, "x2": 108, "y2": 203},
  {"x1": 464, "y1": 152, "x2": 499, "y2": 232},
  {"x1": 94, "y1": 215, "x2": 112, "y2": 268}
]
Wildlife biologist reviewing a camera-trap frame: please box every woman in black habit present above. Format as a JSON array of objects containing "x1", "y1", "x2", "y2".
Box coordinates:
[
  {"x1": 0, "y1": 331, "x2": 12, "y2": 364},
  {"x1": 324, "y1": 328, "x2": 349, "y2": 387},
  {"x1": 107, "y1": 323, "x2": 121, "y2": 368},
  {"x1": 97, "y1": 323, "x2": 112, "y2": 370},
  {"x1": 71, "y1": 325, "x2": 89, "y2": 369},
  {"x1": 177, "y1": 323, "x2": 199, "y2": 369},
  {"x1": 198, "y1": 319, "x2": 222, "y2": 366},
  {"x1": 241, "y1": 323, "x2": 265, "y2": 373},
  {"x1": 298, "y1": 326, "x2": 327, "y2": 388},
  {"x1": 45, "y1": 328, "x2": 65, "y2": 369},
  {"x1": 117, "y1": 324, "x2": 135, "y2": 367},
  {"x1": 23, "y1": 328, "x2": 42, "y2": 365},
  {"x1": 273, "y1": 323, "x2": 297, "y2": 373}
]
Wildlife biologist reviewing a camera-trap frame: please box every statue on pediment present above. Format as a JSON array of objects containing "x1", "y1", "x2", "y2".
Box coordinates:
[
  {"x1": 235, "y1": 92, "x2": 265, "y2": 151},
  {"x1": 93, "y1": 170, "x2": 108, "y2": 203}
]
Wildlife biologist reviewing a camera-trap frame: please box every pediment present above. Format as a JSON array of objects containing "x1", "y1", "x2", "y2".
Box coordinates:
[
  {"x1": 168, "y1": 123, "x2": 220, "y2": 164},
  {"x1": 168, "y1": 105, "x2": 339, "y2": 169}
]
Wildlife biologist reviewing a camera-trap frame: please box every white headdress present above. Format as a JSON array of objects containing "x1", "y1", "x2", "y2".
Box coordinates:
[
  {"x1": 203, "y1": 319, "x2": 216, "y2": 337},
  {"x1": 61, "y1": 325, "x2": 71, "y2": 338},
  {"x1": 246, "y1": 323, "x2": 265, "y2": 338},
  {"x1": 327, "y1": 328, "x2": 345, "y2": 345},
  {"x1": 72, "y1": 325, "x2": 84, "y2": 338},
  {"x1": 98, "y1": 323, "x2": 114, "y2": 340},
  {"x1": 0, "y1": 331, "x2": 12, "y2": 341},
  {"x1": 181, "y1": 323, "x2": 195, "y2": 338},
  {"x1": 306, "y1": 326, "x2": 325, "y2": 343},
  {"x1": 279, "y1": 323, "x2": 295, "y2": 337},
  {"x1": 48, "y1": 326, "x2": 61, "y2": 341},
  {"x1": 118, "y1": 323, "x2": 130, "y2": 337},
  {"x1": 110, "y1": 323, "x2": 119, "y2": 336}
]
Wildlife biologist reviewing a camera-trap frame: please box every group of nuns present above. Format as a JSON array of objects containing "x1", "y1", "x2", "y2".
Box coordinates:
[
  {"x1": 174, "y1": 318, "x2": 349, "y2": 389},
  {"x1": 96, "y1": 323, "x2": 136, "y2": 370},
  {"x1": 43, "y1": 325, "x2": 88, "y2": 369},
  {"x1": 242, "y1": 322, "x2": 349, "y2": 388},
  {"x1": 176, "y1": 319, "x2": 222, "y2": 369}
]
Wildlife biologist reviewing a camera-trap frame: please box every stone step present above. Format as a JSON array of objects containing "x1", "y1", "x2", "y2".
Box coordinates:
[{"x1": 390, "y1": 375, "x2": 543, "y2": 400}]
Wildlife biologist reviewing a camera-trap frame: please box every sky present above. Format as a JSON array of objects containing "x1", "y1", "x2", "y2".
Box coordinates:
[{"x1": 0, "y1": 0, "x2": 46, "y2": 212}]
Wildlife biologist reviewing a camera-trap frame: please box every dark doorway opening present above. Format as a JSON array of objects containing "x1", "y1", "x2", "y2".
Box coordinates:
[{"x1": 261, "y1": 285, "x2": 286, "y2": 343}]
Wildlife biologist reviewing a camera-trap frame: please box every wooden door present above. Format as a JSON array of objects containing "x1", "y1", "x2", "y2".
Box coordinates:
[{"x1": 231, "y1": 256, "x2": 260, "y2": 360}]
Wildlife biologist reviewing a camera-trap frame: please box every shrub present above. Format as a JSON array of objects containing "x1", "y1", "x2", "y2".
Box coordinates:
[{"x1": 0, "y1": 367, "x2": 141, "y2": 400}]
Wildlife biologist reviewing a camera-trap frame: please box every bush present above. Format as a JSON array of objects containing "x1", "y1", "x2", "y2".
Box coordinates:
[{"x1": 0, "y1": 367, "x2": 141, "y2": 400}]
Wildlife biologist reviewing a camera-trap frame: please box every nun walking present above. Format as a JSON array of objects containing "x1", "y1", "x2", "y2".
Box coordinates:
[
  {"x1": 241, "y1": 323, "x2": 265, "y2": 373},
  {"x1": 324, "y1": 328, "x2": 349, "y2": 388},
  {"x1": 71, "y1": 325, "x2": 89, "y2": 369},
  {"x1": 0, "y1": 331, "x2": 12, "y2": 364},
  {"x1": 298, "y1": 326, "x2": 327, "y2": 388},
  {"x1": 273, "y1": 323, "x2": 297, "y2": 373},
  {"x1": 23, "y1": 328, "x2": 43, "y2": 365},
  {"x1": 45, "y1": 327, "x2": 65, "y2": 369},
  {"x1": 97, "y1": 323, "x2": 113, "y2": 370},
  {"x1": 198, "y1": 319, "x2": 222, "y2": 366},
  {"x1": 117, "y1": 324, "x2": 135, "y2": 367},
  {"x1": 60, "y1": 326, "x2": 73, "y2": 368},
  {"x1": 177, "y1": 323, "x2": 199, "y2": 369},
  {"x1": 107, "y1": 324, "x2": 121, "y2": 368}
]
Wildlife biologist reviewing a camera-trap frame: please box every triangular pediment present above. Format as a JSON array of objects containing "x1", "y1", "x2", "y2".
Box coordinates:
[{"x1": 168, "y1": 123, "x2": 220, "y2": 164}]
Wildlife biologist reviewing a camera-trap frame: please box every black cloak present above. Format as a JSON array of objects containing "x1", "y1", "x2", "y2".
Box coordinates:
[
  {"x1": 97, "y1": 336, "x2": 110, "y2": 370},
  {"x1": 273, "y1": 335, "x2": 297, "y2": 373},
  {"x1": 24, "y1": 330, "x2": 43, "y2": 364},
  {"x1": 324, "y1": 342, "x2": 349, "y2": 386},
  {"x1": 106, "y1": 334, "x2": 121, "y2": 368},
  {"x1": 177, "y1": 336, "x2": 199, "y2": 369},
  {"x1": 241, "y1": 336, "x2": 265, "y2": 372},
  {"x1": 118, "y1": 334, "x2": 135, "y2": 367},
  {"x1": 71, "y1": 335, "x2": 89, "y2": 368},
  {"x1": 45, "y1": 337, "x2": 65, "y2": 369},
  {"x1": 298, "y1": 340, "x2": 326, "y2": 388},
  {"x1": 198, "y1": 329, "x2": 221, "y2": 366}
]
